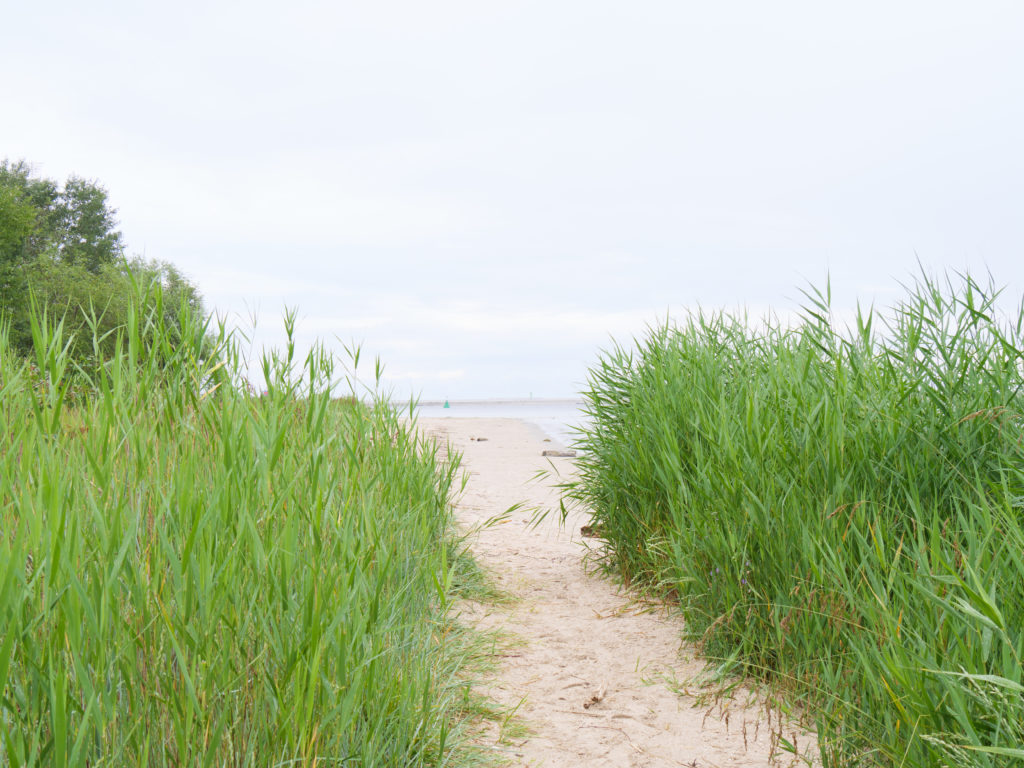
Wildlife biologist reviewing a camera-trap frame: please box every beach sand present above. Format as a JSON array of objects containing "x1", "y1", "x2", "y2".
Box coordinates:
[{"x1": 418, "y1": 417, "x2": 817, "y2": 767}]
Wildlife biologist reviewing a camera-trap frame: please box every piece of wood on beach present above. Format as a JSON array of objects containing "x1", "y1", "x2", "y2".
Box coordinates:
[{"x1": 541, "y1": 449, "x2": 576, "y2": 457}]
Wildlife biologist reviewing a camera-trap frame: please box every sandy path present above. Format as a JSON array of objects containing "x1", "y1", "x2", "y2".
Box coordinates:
[{"x1": 419, "y1": 418, "x2": 815, "y2": 768}]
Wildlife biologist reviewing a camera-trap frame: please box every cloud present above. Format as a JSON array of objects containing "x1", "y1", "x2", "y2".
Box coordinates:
[
  {"x1": 298, "y1": 299, "x2": 665, "y2": 340},
  {"x1": 197, "y1": 269, "x2": 346, "y2": 300},
  {"x1": 384, "y1": 368, "x2": 466, "y2": 382}
]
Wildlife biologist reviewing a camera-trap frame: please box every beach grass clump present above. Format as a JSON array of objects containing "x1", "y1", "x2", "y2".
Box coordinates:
[
  {"x1": 0, "y1": 285, "x2": 480, "y2": 766},
  {"x1": 569, "y1": 270, "x2": 1024, "y2": 766}
]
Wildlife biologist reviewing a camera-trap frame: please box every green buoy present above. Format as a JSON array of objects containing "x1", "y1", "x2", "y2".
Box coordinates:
[{"x1": 443, "y1": 399, "x2": 450, "y2": 409}]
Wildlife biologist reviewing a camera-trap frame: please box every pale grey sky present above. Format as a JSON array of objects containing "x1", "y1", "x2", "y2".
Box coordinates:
[{"x1": 4, "y1": 1, "x2": 1023, "y2": 398}]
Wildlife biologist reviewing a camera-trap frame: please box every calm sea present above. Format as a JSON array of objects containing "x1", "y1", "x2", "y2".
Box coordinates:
[{"x1": 411, "y1": 398, "x2": 589, "y2": 448}]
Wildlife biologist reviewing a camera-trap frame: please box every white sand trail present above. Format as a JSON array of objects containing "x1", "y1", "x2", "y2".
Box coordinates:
[{"x1": 419, "y1": 417, "x2": 816, "y2": 768}]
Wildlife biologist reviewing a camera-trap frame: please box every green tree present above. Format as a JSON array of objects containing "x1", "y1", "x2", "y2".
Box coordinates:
[
  {"x1": 0, "y1": 184, "x2": 39, "y2": 345},
  {"x1": 0, "y1": 159, "x2": 206, "y2": 362},
  {"x1": 0, "y1": 185, "x2": 36, "y2": 273},
  {"x1": 0, "y1": 159, "x2": 60, "y2": 262},
  {"x1": 0, "y1": 159, "x2": 124, "y2": 271},
  {"x1": 54, "y1": 176, "x2": 125, "y2": 271}
]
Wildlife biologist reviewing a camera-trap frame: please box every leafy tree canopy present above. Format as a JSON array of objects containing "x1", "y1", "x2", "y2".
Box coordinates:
[
  {"x1": 0, "y1": 159, "x2": 124, "y2": 271},
  {"x1": 0, "y1": 159, "x2": 206, "y2": 363}
]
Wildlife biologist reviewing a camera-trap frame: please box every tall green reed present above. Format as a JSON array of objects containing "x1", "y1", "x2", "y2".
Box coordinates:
[
  {"x1": 569, "y1": 270, "x2": 1024, "y2": 766},
  {"x1": 1, "y1": 282, "x2": 476, "y2": 766}
]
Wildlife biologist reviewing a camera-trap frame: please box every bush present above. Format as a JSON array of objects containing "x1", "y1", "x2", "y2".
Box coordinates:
[
  {"x1": 0, "y1": 284, "x2": 476, "y2": 766},
  {"x1": 569, "y1": 270, "x2": 1024, "y2": 766}
]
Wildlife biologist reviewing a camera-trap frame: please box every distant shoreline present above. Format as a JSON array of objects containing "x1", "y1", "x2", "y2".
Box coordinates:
[
  {"x1": 411, "y1": 397, "x2": 585, "y2": 408},
  {"x1": 408, "y1": 398, "x2": 588, "y2": 446}
]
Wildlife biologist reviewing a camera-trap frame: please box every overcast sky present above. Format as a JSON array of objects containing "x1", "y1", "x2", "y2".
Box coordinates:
[{"x1": 4, "y1": 1, "x2": 1023, "y2": 399}]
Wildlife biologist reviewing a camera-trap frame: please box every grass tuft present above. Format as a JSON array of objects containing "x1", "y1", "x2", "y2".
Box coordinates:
[
  {"x1": 0, "y1": 285, "x2": 485, "y2": 766},
  {"x1": 568, "y1": 269, "x2": 1024, "y2": 766}
]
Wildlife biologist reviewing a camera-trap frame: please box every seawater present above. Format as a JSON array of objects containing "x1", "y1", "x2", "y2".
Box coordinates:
[{"x1": 410, "y1": 399, "x2": 588, "y2": 448}]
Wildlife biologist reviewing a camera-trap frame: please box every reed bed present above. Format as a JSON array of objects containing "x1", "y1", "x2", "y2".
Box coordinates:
[
  {"x1": 0, "y1": 287, "x2": 480, "y2": 766},
  {"x1": 569, "y1": 271, "x2": 1024, "y2": 766}
]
